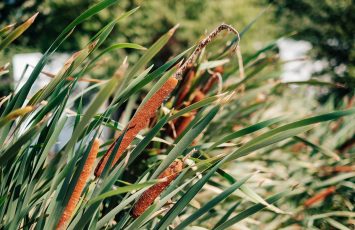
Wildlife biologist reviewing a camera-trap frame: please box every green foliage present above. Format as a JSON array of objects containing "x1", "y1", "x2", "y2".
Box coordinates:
[{"x1": 0, "y1": 1, "x2": 354, "y2": 230}]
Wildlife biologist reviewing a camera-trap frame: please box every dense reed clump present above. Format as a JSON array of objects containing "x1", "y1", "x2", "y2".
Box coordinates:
[{"x1": 1, "y1": 4, "x2": 354, "y2": 229}]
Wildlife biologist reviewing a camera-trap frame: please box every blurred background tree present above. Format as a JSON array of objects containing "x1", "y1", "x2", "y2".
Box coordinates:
[
  {"x1": 2, "y1": 0, "x2": 354, "y2": 103},
  {"x1": 0, "y1": 0, "x2": 276, "y2": 54},
  {"x1": 0, "y1": 0, "x2": 277, "y2": 97},
  {"x1": 268, "y1": 0, "x2": 354, "y2": 105}
]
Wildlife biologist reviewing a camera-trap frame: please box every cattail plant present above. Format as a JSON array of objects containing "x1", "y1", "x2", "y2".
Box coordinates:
[
  {"x1": 131, "y1": 159, "x2": 183, "y2": 218},
  {"x1": 202, "y1": 66, "x2": 223, "y2": 94},
  {"x1": 1, "y1": 4, "x2": 354, "y2": 229},
  {"x1": 56, "y1": 139, "x2": 100, "y2": 230},
  {"x1": 95, "y1": 23, "x2": 238, "y2": 177},
  {"x1": 172, "y1": 66, "x2": 223, "y2": 138},
  {"x1": 94, "y1": 77, "x2": 178, "y2": 177}
]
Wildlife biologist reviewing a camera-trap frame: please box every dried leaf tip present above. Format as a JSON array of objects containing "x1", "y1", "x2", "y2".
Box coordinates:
[
  {"x1": 88, "y1": 39, "x2": 99, "y2": 52},
  {"x1": 2, "y1": 24, "x2": 16, "y2": 31},
  {"x1": 28, "y1": 12, "x2": 39, "y2": 23},
  {"x1": 114, "y1": 57, "x2": 129, "y2": 80},
  {"x1": 168, "y1": 24, "x2": 180, "y2": 36},
  {"x1": 218, "y1": 92, "x2": 235, "y2": 105}
]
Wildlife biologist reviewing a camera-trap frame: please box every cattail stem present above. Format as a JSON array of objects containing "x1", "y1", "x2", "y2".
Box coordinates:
[
  {"x1": 56, "y1": 139, "x2": 100, "y2": 230},
  {"x1": 131, "y1": 160, "x2": 183, "y2": 218},
  {"x1": 175, "y1": 90, "x2": 205, "y2": 137},
  {"x1": 176, "y1": 70, "x2": 195, "y2": 107},
  {"x1": 202, "y1": 67, "x2": 223, "y2": 94},
  {"x1": 94, "y1": 77, "x2": 178, "y2": 177}
]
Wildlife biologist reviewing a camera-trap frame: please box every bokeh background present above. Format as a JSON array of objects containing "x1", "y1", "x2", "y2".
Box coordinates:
[{"x1": 1, "y1": 0, "x2": 353, "y2": 105}]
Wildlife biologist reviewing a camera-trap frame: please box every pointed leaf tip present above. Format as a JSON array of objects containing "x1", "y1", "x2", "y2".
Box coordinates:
[
  {"x1": 28, "y1": 12, "x2": 39, "y2": 23},
  {"x1": 169, "y1": 24, "x2": 180, "y2": 36}
]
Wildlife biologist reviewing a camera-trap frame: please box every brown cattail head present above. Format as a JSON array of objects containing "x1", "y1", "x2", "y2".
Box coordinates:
[
  {"x1": 131, "y1": 159, "x2": 183, "y2": 218},
  {"x1": 94, "y1": 77, "x2": 178, "y2": 177},
  {"x1": 304, "y1": 186, "x2": 336, "y2": 207},
  {"x1": 56, "y1": 138, "x2": 100, "y2": 230}
]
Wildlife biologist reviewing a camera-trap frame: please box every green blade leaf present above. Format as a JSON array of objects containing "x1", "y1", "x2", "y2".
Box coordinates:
[
  {"x1": 175, "y1": 174, "x2": 252, "y2": 230},
  {"x1": 214, "y1": 191, "x2": 287, "y2": 230},
  {"x1": 125, "y1": 25, "x2": 178, "y2": 82},
  {"x1": 0, "y1": 13, "x2": 38, "y2": 50},
  {"x1": 88, "y1": 181, "x2": 158, "y2": 205}
]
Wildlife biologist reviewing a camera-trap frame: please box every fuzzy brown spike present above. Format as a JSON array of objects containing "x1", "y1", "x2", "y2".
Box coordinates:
[
  {"x1": 56, "y1": 139, "x2": 100, "y2": 230},
  {"x1": 96, "y1": 24, "x2": 239, "y2": 177},
  {"x1": 94, "y1": 77, "x2": 178, "y2": 177},
  {"x1": 131, "y1": 160, "x2": 183, "y2": 218}
]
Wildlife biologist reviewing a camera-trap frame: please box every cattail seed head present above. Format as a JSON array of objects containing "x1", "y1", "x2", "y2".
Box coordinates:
[
  {"x1": 191, "y1": 90, "x2": 205, "y2": 103},
  {"x1": 175, "y1": 115, "x2": 195, "y2": 137},
  {"x1": 56, "y1": 138, "x2": 100, "y2": 230},
  {"x1": 131, "y1": 159, "x2": 183, "y2": 218},
  {"x1": 94, "y1": 77, "x2": 178, "y2": 177}
]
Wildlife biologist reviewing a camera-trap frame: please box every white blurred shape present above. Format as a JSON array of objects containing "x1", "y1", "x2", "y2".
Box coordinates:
[
  {"x1": 12, "y1": 52, "x2": 70, "y2": 94},
  {"x1": 278, "y1": 39, "x2": 313, "y2": 82}
]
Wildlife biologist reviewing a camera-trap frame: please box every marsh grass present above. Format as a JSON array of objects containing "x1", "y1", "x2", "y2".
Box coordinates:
[{"x1": 0, "y1": 1, "x2": 354, "y2": 229}]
